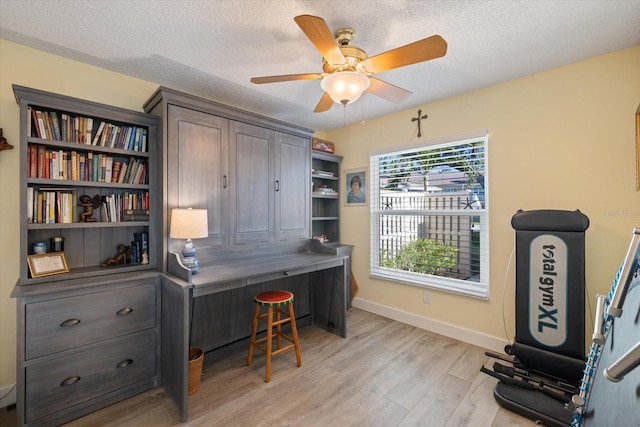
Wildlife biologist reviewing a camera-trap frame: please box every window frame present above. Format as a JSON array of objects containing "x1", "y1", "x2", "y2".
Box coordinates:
[{"x1": 369, "y1": 130, "x2": 490, "y2": 299}]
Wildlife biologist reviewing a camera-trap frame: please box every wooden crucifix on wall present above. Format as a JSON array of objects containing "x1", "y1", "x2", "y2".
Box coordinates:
[{"x1": 411, "y1": 109, "x2": 428, "y2": 138}]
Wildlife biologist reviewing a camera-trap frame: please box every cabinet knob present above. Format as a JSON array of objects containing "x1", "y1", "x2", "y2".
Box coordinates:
[
  {"x1": 60, "y1": 376, "x2": 81, "y2": 386},
  {"x1": 117, "y1": 359, "x2": 134, "y2": 368},
  {"x1": 116, "y1": 307, "x2": 134, "y2": 316},
  {"x1": 60, "y1": 318, "x2": 81, "y2": 327},
  {"x1": 283, "y1": 271, "x2": 290, "y2": 276}
]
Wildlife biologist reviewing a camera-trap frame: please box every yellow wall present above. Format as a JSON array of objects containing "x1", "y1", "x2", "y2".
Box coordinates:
[
  {"x1": 0, "y1": 40, "x2": 158, "y2": 394},
  {"x1": 0, "y1": 38, "x2": 638, "y2": 394},
  {"x1": 328, "y1": 46, "x2": 640, "y2": 347}
]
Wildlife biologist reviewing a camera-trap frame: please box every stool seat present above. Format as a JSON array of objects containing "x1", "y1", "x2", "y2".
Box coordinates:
[
  {"x1": 255, "y1": 290, "x2": 294, "y2": 306},
  {"x1": 247, "y1": 290, "x2": 301, "y2": 382}
]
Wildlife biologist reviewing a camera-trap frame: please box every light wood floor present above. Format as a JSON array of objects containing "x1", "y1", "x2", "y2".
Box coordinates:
[{"x1": 1, "y1": 308, "x2": 536, "y2": 426}]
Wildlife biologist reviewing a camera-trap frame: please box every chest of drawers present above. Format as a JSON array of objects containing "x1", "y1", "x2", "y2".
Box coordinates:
[{"x1": 12, "y1": 274, "x2": 160, "y2": 427}]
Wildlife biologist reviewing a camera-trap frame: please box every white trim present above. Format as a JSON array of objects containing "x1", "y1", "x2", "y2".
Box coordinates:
[
  {"x1": 369, "y1": 129, "x2": 488, "y2": 156},
  {"x1": 352, "y1": 297, "x2": 509, "y2": 354}
]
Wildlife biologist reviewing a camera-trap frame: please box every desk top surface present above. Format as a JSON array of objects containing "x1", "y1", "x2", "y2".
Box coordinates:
[
  {"x1": 166, "y1": 246, "x2": 348, "y2": 291},
  {"x1": 192, "y1": 251, "x2": 346, "y2": 286}
]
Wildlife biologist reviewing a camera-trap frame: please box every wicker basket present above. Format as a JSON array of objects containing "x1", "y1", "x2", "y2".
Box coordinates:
[{"x1": 188, "y1": 347, "x2": 204, "y2": 395}]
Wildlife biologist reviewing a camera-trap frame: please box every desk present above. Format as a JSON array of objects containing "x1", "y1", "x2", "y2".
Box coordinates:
[{"x1": 160, "y1": 239, "x2": 350, "y2": 421}]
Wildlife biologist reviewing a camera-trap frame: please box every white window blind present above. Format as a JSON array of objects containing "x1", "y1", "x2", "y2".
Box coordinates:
[{"x1": 369, "y1": 131, "x2": 489, "y2": 298}]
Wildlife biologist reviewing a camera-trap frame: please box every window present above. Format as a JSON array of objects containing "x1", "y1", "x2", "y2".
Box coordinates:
[{"x1": 369, "y1": 130, "x2": 489, "y2": 298}]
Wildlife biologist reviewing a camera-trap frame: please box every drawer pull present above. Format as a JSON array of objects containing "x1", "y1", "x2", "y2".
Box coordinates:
[
  {"x1": 60, "y1": 318, "x2": 81, "y2": 327},
  {"x1": 283, "y1": 271, "x2": 290, "y2": 276},
  {"x1": 116, "y1": 307, "x2": 134, "y2": 316},
  {"x1": 60, "y1": 376, "x2": 81, "y2": 386},
  {"x1": 117, "y1": 359, "x2": 134, "y2": 368}
]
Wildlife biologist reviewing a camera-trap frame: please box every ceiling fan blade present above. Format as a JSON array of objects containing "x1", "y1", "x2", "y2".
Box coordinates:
[
  {"x1": 362, "y1": 35, "x2": 447, "y2": 74},
  {"x1": 367, "y1": 77, "x2": 413, "y2": 103},
  {"x1": 294, "y1": 15, "x2": 345, "y2": 65},
  {"x1": 251, "y1": 73, "x2": 323, "y2": 84},
  {"x1": 313, "y1": 92, "x2": 334, "y2": 113}
]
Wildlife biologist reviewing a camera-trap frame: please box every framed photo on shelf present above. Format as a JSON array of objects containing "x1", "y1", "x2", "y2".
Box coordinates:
[
  {"x1": 344, "y1": 167, "x2": 368, "y2": 207},
  {"x1": 27, "y1": 252, "x2": 69, "y2": 278}
]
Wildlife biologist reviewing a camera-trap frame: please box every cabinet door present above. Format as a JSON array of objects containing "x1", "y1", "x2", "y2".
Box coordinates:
[
  {"x1": 229, "y1": 121, "x2": 275, "y2": 244},
  {"x1": 168, "y1": 105, "x2": 229, "y2": 247},
  {"x1": 275, "y1": 132, "x2": 310, "y2": 241}
]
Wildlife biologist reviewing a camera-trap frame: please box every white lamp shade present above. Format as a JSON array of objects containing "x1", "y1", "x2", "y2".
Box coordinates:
[
  {"x1": 320, "y1": 71, "x2": 371, "y2": 105},
  {"x1": 169, "y1": 208, "x2": 209, "y2": 239}
]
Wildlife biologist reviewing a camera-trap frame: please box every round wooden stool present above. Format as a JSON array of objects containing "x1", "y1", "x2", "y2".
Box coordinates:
[{"x1": 246, "y1": 290, "x2": 302, "y2": 382}]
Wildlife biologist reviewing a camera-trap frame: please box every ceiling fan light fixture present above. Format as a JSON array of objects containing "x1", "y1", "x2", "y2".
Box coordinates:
[{"x1": 320, "y1": 71, "x2": 370, "y2": 106}]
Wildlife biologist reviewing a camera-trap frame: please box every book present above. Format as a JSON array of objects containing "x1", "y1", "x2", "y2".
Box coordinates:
[
  {"x1": 44, "y1": 150, "x2": 50, "y2": 179},
  {"x1": 141, "y1": 128, "x2": 148, "y2": 152},
  {"x1": 109, "y1": 125, "x2": 119, "y2": 148},
  {"x1": 50, "y1": 112, "x2": 61, "y2": 140},
  {"x1": 37, "y1": 145, "x2": 45, "y2": 178},
  {"x1": 57, "y1": 151, "x2": 64, "y2": 180},
  {"x1": 27, "y1": 107, "x2": 35, "y2": 138},
  {"x1": 86, "y1": 152, "x2": 93, "y2": 181},
  {"x1": 27, "y1": 187, "x2": 34, "y2": 224},
  {"x1": 79, "y1": 153, "x2": 86, "y2": 181},
  {"x1": 92, "y1": 152, "x2": 100, "y2": 182},
  {"x1": 92, "y1": 121, "x2": 105, "y2": 145},
  {"x1": 43, "y1": 111, "x2": 54, "y2": 140},
  {"x1": 104, "y1": 156, "x2": 113, "y2": 182},
  {"x1": 123, "y1": 158, "x2": 135, "y2": 184},
  {"x1": 118, "y1": 162, "x2": 128, "y2": 183},
  {"x1": 85, "y1": 118, "x2": 93, "y2": 145},
  {"x1": 28, "y1": 144, "x2": 36, "y2": 178},
  {"x1": 70, "y1": 151, "x2": 78, "y2": 181},
  {"x1": 111, "y1": 161, "x2": 122, "y2": 183},
  {"x1": 100, "y1": 123, "x2": 110, "y2": 146},
  {"x1": 35, "y1": 111, "x2": 47, "y2": 140},
  {"x1": 99, "y1": 154, "x2": 106, "y2": 182},
  {"x1": 124, "y1": 209, "x2": 150, "y2": 221}
]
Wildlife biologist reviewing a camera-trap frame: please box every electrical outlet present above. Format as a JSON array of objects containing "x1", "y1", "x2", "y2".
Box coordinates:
[{"x1": 423, "y1": 291, "x2": 431, "y2": 304}]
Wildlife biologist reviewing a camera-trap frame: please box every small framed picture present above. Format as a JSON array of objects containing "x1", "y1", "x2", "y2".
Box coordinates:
[
  {"x1": 27, "y1": 252, "x2": 69, "y2": 278},
  {"x1": 344, "y1": 168, "x2": 368, "y2": 206}
]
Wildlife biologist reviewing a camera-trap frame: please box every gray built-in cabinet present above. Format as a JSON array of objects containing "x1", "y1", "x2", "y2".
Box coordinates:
[
  {"x1": 143, "y1": 87, "x2": 312, "y2": 261},
  {"x1": 11, "y1": 86, "x2": 161, "y2": 427},
  {"x1": 312, "y1": 150, "x2": 343, "y2": 244},
  {"x1": 10, "y1": 84, "x2": 348, "y2": 426}
]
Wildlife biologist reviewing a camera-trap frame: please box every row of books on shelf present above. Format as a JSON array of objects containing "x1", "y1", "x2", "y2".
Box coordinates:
[
  {"x1": 28, "y1": 144, "x2": 148, "y2": 185},
  {"x1": 130, "y1": 232, "x2": 149, "y2": 264},
  {"x1": 27, "y1": 187, "x2": 149, "y2": 224},
  {"x1": 27, "y1": 106, "x2": 148, "y2": 152},
  {"x1": 101, "y1": 193, "x2": 150, "y2": 223},
  {"x1": 312, "y1": 186, "x2": 338, "y2": 196},
  {"x1": 312, "y1": 169, "x2": 335, "y2": 177}
]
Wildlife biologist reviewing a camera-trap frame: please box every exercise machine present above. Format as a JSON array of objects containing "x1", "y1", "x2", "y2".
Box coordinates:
[{"x1": 482, "y1": 209, "x2": 590, "y2": 426}]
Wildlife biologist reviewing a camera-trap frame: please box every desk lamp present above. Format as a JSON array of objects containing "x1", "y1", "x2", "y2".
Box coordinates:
[{"x1": 169, "y1": 208, "x2": 208, "y2": 273}]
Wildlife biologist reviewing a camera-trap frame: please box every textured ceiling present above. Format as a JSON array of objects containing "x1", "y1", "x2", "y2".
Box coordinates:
[{"x1": 1, "y1": 0, "x2": 639, "y2": 132}]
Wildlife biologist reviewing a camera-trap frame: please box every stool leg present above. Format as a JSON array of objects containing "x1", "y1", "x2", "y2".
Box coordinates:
[
  {"x1": 288, "y1": 302, "x2": 302, "y2": 367},
  {"x1": 247, "y1": 303, "x2": 260, "y2": 366},
  {"x1": 265, "y1": 305, "x2": 273, "y2": 382},
  {"x1": 275, "y1": 305, "x2": 282, "y2": 350}
]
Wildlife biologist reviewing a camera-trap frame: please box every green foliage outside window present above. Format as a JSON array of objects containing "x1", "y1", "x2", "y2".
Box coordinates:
[{"x1": 380, "y1": 238, "x2": 458, "y2": 275}]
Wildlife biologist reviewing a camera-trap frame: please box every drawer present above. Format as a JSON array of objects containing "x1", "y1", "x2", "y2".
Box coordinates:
[
  {"x1": 25, "y1": 282, "x2": 156, "y2": 360},
  {"x1": 246, "y1": 264, "x2": 316, "y2": 285},
  {"x1": 25, "y1": 329, "x2": 156, "y2": 423}
]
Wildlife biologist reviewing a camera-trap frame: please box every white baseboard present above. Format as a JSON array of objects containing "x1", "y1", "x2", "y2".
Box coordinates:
[
  {"x1": 0, "y1": 383, "x2": 16, "y2": 409},
  {"x1": 352, "y1": 297, "x2": 509, "y2": 354}
]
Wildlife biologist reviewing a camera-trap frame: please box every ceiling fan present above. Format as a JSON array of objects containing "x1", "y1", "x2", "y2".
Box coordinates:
[{"x1": 250, "y1": 14, "x2": 447, "y2": 113}]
